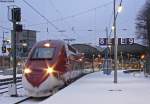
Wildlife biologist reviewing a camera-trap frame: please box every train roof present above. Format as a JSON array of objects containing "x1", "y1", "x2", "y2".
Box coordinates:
[{"x1": 34, "y1": 40, "x2": 66, "y2": 47}]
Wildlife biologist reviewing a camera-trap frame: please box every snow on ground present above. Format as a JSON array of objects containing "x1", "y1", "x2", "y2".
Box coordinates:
[
  {"x1": 40, "y1": 70, "x2": 150, "y2": 104},
  {"x1": 0, "y1": 68, "x2": 22, "y2": 80},
  {"x1": 0, "y1": 87, "x2": 28, "y2": 104},
  {"x1": 0, "y1": 74, "x2": 22, "y2": 80},
  {"x1": 0, "y1": 87, "x2": 46, "y2": 104}
]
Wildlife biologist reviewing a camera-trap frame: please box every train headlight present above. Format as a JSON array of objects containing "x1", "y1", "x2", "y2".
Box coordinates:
[
  {"x1": 44, "y1": 43, "x2": 50, "y2": 47},
  {"x1": 46, "y1": 67, "x2": 54, "y2": 74},
  {"x1": 24, "y1": 68, "x2": 32, "y2": 74}
]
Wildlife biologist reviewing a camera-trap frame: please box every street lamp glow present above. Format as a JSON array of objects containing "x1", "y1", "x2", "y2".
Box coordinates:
[
  {"x1": 22, "y1": 43, "x2": 27, "y2": 46},
  {"x1": 112, "y1": 26, "x2": 115, "y2": 30},
  {"x1": 7, "y1": 39, "x2": 11, "y2": 43},
  {"x1": 117, "y1": 5, "x2": 123, "y2": 13}
]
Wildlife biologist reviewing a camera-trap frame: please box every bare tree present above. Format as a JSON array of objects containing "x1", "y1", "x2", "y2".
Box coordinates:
[{"x1": 136, "y1": 0, "x2": 150, "y2": 53}]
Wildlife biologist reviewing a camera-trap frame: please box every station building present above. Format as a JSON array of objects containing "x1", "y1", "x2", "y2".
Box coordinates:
[
  {"x1": 72, "y1": 43, "x2": 148, "y2": 70},
  {"x1": 11, "y1": 29, "x2": 36, "y2": 57},
  {"x1": 0, "y1": 30, "x2": 36, "y2": 70}
]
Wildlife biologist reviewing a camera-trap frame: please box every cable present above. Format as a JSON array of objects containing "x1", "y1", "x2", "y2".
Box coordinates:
[
  {"x1": 22, "y1": 0, "x2": 59, "y2": 31},
  {"x1": 24, "y1": 1, "x2": 113, "y2": 28},
  {"x1": 52, "y1": 1, "x2": 113, "y2": 22},
  {"x1": 48, "y1": 0, "x2": 71, "y2": 32},
  {"x1": 48, "y1": 0, "x2": 82, "y2": 36},
  {"x1": 48, "y1": 0, "x2": 62, "y2": 16},
  {"x1": 0, "y1": 26, "x2": 11, "y2": 30}
]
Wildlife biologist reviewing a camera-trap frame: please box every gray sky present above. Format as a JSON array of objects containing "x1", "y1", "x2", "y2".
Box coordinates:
[{"x1": 0, "y1": 0, "x2": 145, "y2": 46}]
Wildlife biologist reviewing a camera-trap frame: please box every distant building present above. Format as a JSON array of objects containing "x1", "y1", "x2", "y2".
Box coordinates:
[
  {"x1": 11, "y1": 30, "x2": 36, "y2": 57},
  {"x1": 0, "y1": 56, "x2": 10, "y2": 69}
]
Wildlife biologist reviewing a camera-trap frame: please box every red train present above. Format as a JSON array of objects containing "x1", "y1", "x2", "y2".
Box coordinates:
[{"x1": 22, "y1": 40, "x2": 83, "y2": 97}]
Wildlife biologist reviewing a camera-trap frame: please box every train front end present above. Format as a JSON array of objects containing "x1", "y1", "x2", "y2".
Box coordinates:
[{"x1": 22, "y1": 41, "x2": 64, "y2": 97}]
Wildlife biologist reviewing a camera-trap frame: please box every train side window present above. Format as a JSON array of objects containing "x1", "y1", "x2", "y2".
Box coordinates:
[
  {"x1": 68, "y1": 45, "x2": 76, "y2": 54},
  {"x1": 62, "y1": 46, "x2": 67, "y2": 58},
  {"x1": 61, "y1": 46, "x2": 68, "y2": 64}
]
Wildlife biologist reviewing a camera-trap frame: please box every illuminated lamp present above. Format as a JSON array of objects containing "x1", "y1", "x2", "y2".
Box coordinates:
[{"x1": 44, "y1": 43, "x2": 50, "y2": 47}]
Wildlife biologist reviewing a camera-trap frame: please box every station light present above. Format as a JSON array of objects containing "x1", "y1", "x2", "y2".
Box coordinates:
[
  {"x1": 6, "y1": 39, "x2": 11, "y2": 43},
  {"x1": 79, "y1": 58, "x2": 83, "y2": 62},
  {"x1": 111, "y1": 26, "x2": 115, "y2": 31},
  {"x1": 22, "y1": 43, "x2": 27, "y2": 47},
  {"x1": 140, "y1": 54, "x2": 145, "y2": 59},
  {"x1": 117, "y1": 5, "x2": 123, "y2": 13},
  {"x1": 141, "y1": 65, "x2": 144, "y2": 68}
]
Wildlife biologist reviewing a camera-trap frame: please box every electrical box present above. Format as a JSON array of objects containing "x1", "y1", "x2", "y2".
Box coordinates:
[
  {"x1": 8, "y1": 83, "x2": 17, "y2": 96},
  {"x1": 16, "y1": 24, "x2": 22, "y2": 32}
]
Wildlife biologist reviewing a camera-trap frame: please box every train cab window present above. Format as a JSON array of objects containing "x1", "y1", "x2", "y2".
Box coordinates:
[{"x1": 31, "y1": 47, "x2": 55, "y2": 59}]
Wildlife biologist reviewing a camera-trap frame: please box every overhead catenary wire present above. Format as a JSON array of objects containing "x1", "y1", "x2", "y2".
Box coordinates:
[
  {"x1": 49, "y1": 0, "x2": 80, "y2": 36},
  {"x1": 24, "y1": 1, "x2": 113, "y2": 28},
  {"x1": 52, "y1": 1, "x2": 113, "y2": 22},
  {"x1": 0, "y1": 25, "x2": 11, "y2": 30},
  {"x1": 22, "y1": 0, "x2": 60, "y2": 31},
  {"x1": 0, "y1": 0, "x2": 114, "y2": 35},
  {"x1": 48, "y1": 0, "x2": 75, "y2": 34},
  {"x1": 48, "y1": 0, "x2": 62, "y2": 16}
]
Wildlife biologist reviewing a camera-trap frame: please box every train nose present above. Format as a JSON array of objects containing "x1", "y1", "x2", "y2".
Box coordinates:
[{"x1": 25, "y1": 68, "x2": 49, "y2": 87}]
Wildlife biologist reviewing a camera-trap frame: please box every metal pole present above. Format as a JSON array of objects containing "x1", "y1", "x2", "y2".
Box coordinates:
[
  {"x1": 12, "y1": 18, "x2": 17, "y2": 96},
  {"x1": 2, "y1": 32, "x2": 4, "y2": 71},
  {"x1": 114, "y1": 0, "x2": 117, "y2": 83},
  {"x1": 106, "y1": 27, "x2": 109, "y2": 71},
  {"x1": 121, "y1": 52, "x2": 123, "y2": 70},
  {"x1": 92, "y1": 55, "x2": 94, "y2": 72}
]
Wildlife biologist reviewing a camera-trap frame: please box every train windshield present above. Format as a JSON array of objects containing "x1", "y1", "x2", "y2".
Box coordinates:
[{"x1": 31, "y1": 47, "x2": 55, "y2": 59}]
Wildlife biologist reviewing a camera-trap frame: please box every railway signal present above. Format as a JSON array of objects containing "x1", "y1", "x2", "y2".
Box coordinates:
[
  {"x1": 8, "y1": 5, "x2": 22, "y2": 97},
  {"x1": 2, "y1": 46, "x2": 6, "y2": 53}
]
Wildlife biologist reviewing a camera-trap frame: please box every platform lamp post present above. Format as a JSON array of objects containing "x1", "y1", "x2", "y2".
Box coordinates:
[
  {"x1": 113, "y1": 0, "x2": 123, "y2": 83},
  {"x1": 92, "y1": 54, "x2": 95, "y2": 72}
]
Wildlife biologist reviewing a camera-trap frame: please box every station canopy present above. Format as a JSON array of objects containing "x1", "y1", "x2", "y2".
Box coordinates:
[
  {"x1": 106, "y1": 43, "x2": 148, "y2": 56},
  {"x1": 71, "y1": 44, "x2": 102, "y2": 59}
]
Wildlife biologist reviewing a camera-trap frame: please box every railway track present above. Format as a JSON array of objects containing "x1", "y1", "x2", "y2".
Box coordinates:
[
  {"x1": 0, "y1": 77, "x2": 22, "y2": 86},
  {"x1": 14, "y1": 97, "x2": 32, "y2": 104},
  {"x1": 0, "y1": 73, "x2": 87, "y2": 104},
  {"x1": 0, "y1": 84, "x2": 23, "y2": 94},
  {"x1": 0, "y1": 77, "x2": 22, "y2": 94}
]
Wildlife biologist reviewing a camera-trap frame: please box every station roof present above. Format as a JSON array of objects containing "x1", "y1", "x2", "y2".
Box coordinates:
[
  {"x1": 71, "y1": 44, "x2": 102, "y2": 59},
  {"x1": 105, "y1": 43, "x2": 148, "y2": 55},
  {"x1": 71, "y1": 43, "x2": 147, "y2": 58}
]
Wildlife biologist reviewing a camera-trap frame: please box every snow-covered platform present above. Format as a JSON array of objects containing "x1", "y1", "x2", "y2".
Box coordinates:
[{"x1": 40, "y1": 70, "x2": 150, "y2": 104}]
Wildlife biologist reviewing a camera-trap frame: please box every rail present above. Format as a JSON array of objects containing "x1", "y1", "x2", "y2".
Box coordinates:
[
  {"x1": 0, "y1": 77, "x2": 22, "y2": 86},
  {"x1": 0, "y1": 77, "x2": 22, "y2": 94}
]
